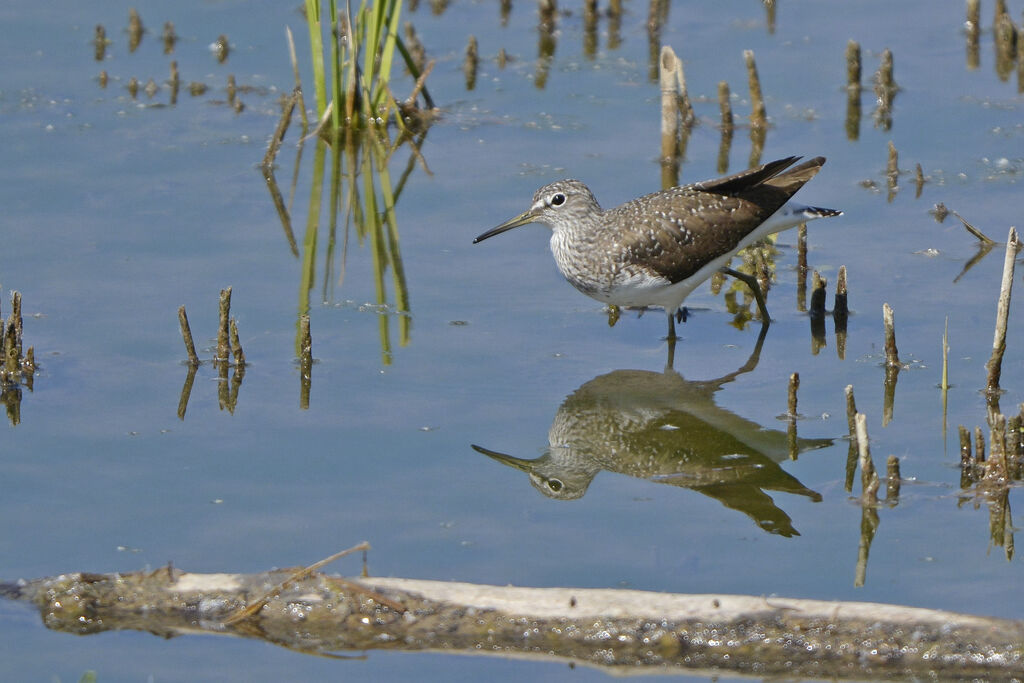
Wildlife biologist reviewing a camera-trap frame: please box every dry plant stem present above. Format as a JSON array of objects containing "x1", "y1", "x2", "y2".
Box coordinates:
[
  {"x1": 162, "y1": 21, "x2": 177, "y2": 54},
  {"x1": 966, "y1": 0, "x2": 980, "y2": 69},
  {"x1": 986, "y1": 413, "x2": 1008, "y2": 481},
  {"x1": 659, "y1": 46, "x2": 681, "y2": 163},
  {"x1": 951, "y1": 209, "x2": 995, "y2": 244},
  {"x1": 263, "y1": 87, "x2": 298, "y2": 169},
  {"x1": 886, "y1": 141, "x2": 898, "y2": 186},
  {"x1": 229, "y1": 318, "x2": 245, "y2": 366},
  {"x1": 846, "y1": 40, "x2": 861, "y2": 89},
  {"x1": 883, "y1": 302, "x2": 899, "y2": 366},
  {"x1": 217, "y1": 288, "x2": 232, "y2": 362},
  {"x1": 876, "y1": 48, "x2": 896, "y2": 91},
  {"x1": 2, "y1": 322, "x2": 17, "y2": 376},
  {"x1": 809, "y1": 271, "x2": 826, "y2": 318},
  {"x1": 405, "y1": 59, "x2": 436, "y2": 110},
  {"x1": 885, "y1": 455, "x2": 901, "y2": 502},
  {"x1": 986, "y1": 227, "x2": 1019, "y2": 393},
  {"x1": 463, "y1": 35, "x2": 478, "y2": 90},
  {"x1": 718, "y1": 81, "x2": 733, "y2": 131},
  {"x1": 177, "y1": 306, "x2": 200, "y2": 367},
  {"x1": 300, "y1": 314, "x2": 313, "y2": 359},
  {"x1": 11, "y1": 291, "x2": 22, "y2": 346},
  {"x1": 128, "y1": 8, "x2": 143, "y2": 53},
  {"x1": 299, "y1": 314, "x2": 313, "y2": 410},
  {"x1": 744, "y1": 50, "x2": 766, "y2": 127},
  {"x1": 787, "y1": 372, "x2": 799, "y2": 418},
  {"x1": 94, "y1": 25, "x2": 107, "y2": 61},
  {"x1": 834, "y1": 265, "x2": 848, "y2": 318},
  {"x1": 845, "y1": 386, "x2": 858, "y2": 440},
  {"x1": 284, "y1": 27, "x2": 308, "y2": 130},
  {"x1": 855, "y1": 412, "x2": 879, "y2": 503},
  {"x1": 958, "y1": 425, "x2": 972, "y2": 468},
  {"x1": 222, "y1": 542, "x2": 405, "y2": 625},
  {"x1": 974, "y1": 426, "x2": 985, "y2": 463}
]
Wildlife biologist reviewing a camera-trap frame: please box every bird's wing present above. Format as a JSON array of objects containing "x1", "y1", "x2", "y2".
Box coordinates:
[
  {"x1": 614, "y1": 189, "x2": 774, "y2": 284},
  {"x1": 615, "y1": 157, "x2": 828, "y2": 284}
]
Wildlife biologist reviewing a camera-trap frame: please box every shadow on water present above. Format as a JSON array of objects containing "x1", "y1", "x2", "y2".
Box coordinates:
[
  {"x1": 474, "y1": 325, "x2": 832, "y2": 538},
  {"x1": 264, "y1": 124, "x2": 427, "y2": 366}
]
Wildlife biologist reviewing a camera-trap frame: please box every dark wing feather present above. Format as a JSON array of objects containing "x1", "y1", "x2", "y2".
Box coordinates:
[{"x1": 614, "y1": 157, "x2": 827, "y2": 284}]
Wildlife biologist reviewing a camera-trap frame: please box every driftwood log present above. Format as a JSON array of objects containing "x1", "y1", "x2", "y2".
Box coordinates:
[{"x1": 2, "y1": 567, "x2": 1022, "y2": 679}]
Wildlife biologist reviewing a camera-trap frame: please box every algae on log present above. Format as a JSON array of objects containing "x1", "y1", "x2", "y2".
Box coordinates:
[{"x1": 2, "y1": 568, "x2": 1023, "y2": 680}]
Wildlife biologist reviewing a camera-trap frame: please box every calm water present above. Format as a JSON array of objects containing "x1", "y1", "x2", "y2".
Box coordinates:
[{"x1": 1, "y1": 0, "x2": 1023, "y2": 680}]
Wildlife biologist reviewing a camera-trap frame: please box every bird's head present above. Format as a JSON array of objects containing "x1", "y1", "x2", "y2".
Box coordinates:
[{"x1": 473, "y1": 180, "x2": 600, "y2": 243}]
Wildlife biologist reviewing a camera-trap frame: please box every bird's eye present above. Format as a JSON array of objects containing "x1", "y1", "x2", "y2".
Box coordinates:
[
  {"x1": 550, "y1": 193, "x2": 566, "y2": 207},
  {"x1": 547, "y1": 478, "x2": 563, "y2": 492}
]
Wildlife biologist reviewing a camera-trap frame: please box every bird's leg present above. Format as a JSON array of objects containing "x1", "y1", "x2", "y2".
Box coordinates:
[
  {"x1": 721, "y1": 266, "x2": 771, "y2": 324},
  {"x1": 666, "y1": 333, "x2": 677, "y2": 370},
  {"x1": 666, "y1": 311, "x2": 677, "y2": 341}
]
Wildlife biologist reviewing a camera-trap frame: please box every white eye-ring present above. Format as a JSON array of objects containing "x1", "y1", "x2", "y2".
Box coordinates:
[{"x1": 550, "y1": 193, "x2": 566, "y2": 207}]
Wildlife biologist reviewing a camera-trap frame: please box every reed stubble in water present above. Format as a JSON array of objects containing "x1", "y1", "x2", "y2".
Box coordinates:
[{"x1": 985, "y1": 227, "x2": 1019, "y2": 396}]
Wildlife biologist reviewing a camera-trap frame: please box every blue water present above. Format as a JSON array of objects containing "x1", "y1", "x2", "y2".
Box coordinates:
[{"x1": 1, "y1": 1, "x2": 1023, "y2": 680}]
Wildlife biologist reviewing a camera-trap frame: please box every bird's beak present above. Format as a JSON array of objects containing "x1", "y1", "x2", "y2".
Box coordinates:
[
  {"x1": 472, "y1": 210, "x2": 537, "y2": 244},
  {"x1": 471, "y1": 444, "x2": 534, "y2": 472}
]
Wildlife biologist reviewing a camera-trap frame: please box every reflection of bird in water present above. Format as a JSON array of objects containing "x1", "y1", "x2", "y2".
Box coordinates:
[{"x1": 473, "y1": 330, "x2": 831, "y2": 537}]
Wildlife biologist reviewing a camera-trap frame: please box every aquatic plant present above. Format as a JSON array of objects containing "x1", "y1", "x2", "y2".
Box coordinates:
[{"x1": 303, "y1": 0, "x2": 426, "y2": 132}]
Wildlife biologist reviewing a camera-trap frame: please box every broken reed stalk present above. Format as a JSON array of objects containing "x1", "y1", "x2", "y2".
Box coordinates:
[
  {"x1": 540, "y1": 0, "x2": 557, "y2": 29},
  {"x1": 875, "y1": 48, "x2": 896, "y2": 93},
  {"x1": 162, "y1": 21, "x2": 177, "y2": 54},
  {"x1": 2, "y1": 320, "x2": 17, "y2": 376},
  {"x1": 94, "y1": 24, "x2": 107, "y2": 62},
  {"x1": 886, "y1": 141, "x2": 898, "y2": 187},
  {"x1": 787, "y1": 372, "x2": 799, "y2": 418},
  {"x1": 658, "y1": 46, "x2": 693, "y2": 162},
  {"x1": 284, "y1": 26, "x2": 309, "y2": 130},
  {"x1": 169, "y1": 61, "x2": 180, "y2": 105},
  {"x1": 846, "y1": 40, "x2": 861, "y2": 90},
  {"x1": 966, "y1": 0, "x2": 980, "y2": 69},
  {"x1": 217, "y1": 288, "x2": 232, "y2": 362},
  {"x1": 177, "y1": 306, "x2": 200, "y2": 367},
  {"x1": 844, "y1": 385, "x2": 859, "y2": 492},
  {"x1": 796, "y1": 224, "x2": 808, "y2": 310},
  {"x1": 809, "y1": 270, "x2": 826, "y2": 318},
  {"x1": 299, "y1": 313, "x2": 313, "y2": 410},
  {"x1": 959, "y1": 424, "x2": 972, "y2": 469},
  {"x1": 128, "y1": 8, "x2": 144, "y2": 53},
  {"x1": 885, "y1": 455, "x2": 901, "y2": 502},
  {"x1": 855, "y1": 412, "x2": 880, "y2": 503},
  {"x1": 743, "y1": 50, "x2": 766, "y2": 128},
  {"x1": 986, "y1": 413, "x2": 1008, "y2": 482},
  {"x1": 883, "y1": 302, "x2": 899, "y2": 367},
  {"x1": 463, "y1": 35, "x2": 478, "y2": 91},
  {"x1": 985, "y1": 227, "x2": 1019, "y2": 394},
  {"x1": 718, "y1": 81, "x2": 733, "y2": 131},
  {"x1": 229, "y1": 319, "x2": 246, "y2": 366},
  {"x1": 263, "y1": 87, "x2": 299, "y2": 170},
  {"x1": 11, "y1": 291, "x2": 22, "y2": 354},
  {"x1": 834, "y1": 265, "x2": 848, "y2": 320},
  {"x1": 845, "y1": 386, "x2": 858, "y2": 440}
]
